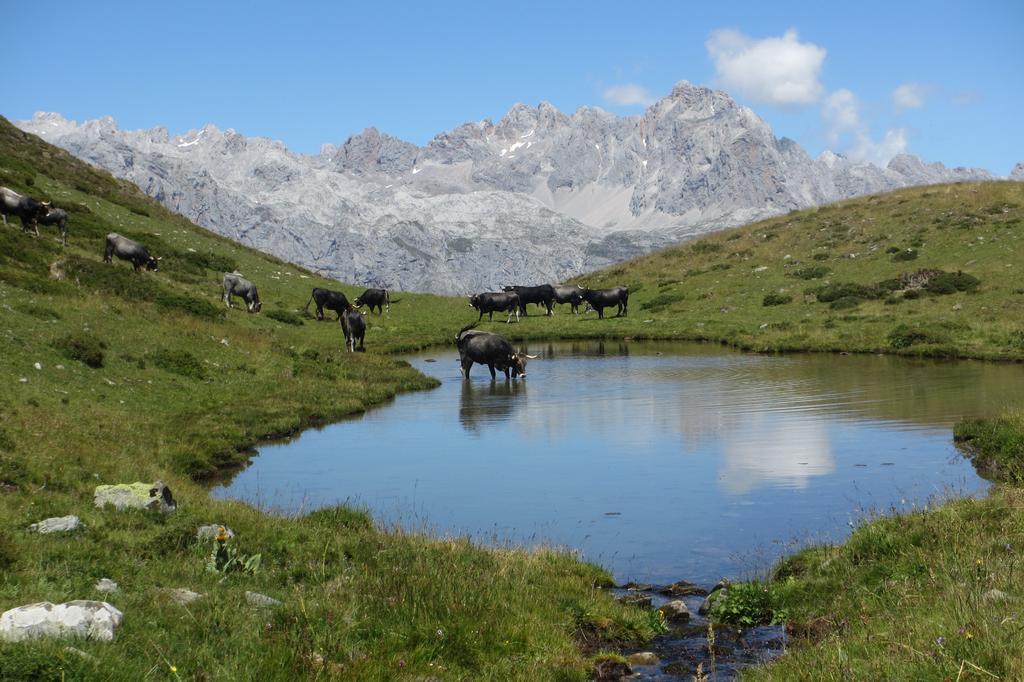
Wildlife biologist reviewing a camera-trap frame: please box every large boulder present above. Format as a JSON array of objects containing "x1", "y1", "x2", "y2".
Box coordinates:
[
  {"x1": 0, "y1": 601, "x2": 123, "y2": 642},
  {"x1": 94, "y1": 480, "x2": 176, "y2": 513},
  {"x1": 658, "y1": 599, "x2": 691, "y2": 622},
  {"x1": 28, "y1": 515, "x2": 81, "y2": 534}
]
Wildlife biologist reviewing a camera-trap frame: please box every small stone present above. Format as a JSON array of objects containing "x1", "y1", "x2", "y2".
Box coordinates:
[
  {"x1": 627, "y1": 652, "x2": 659, "y2": 666},
  {"x1": 658, "y1": 599, "x2": 691, "y2": 622},
  {"x1": 94, "y1": 480, "x2": 175, "y2": 514},
  {"x1": 246, "y1": 591, "x2": 282, "y2": 607},
  {"x1": 19, "y1": 377, "x2": 27, "y2": 383},
  {"x1": 952, "y1": 303, "x2": 962, "y2": 311},
  {"x1": 28, "y1": 515, "x2": 81, "y2": 534},
  {"x1": 659, "y1": 580, "x2": 708, "y2": 597},
  {"x1": 197, "y1": 524, "x2": 235, "y2": 541},
  {"x1": 33, "y1": 362, "x2": 42, "y2": 370},
  {"x1": 982, "y1": 589, "x2": 1010, "y2": 603},
  {"x1": 163, "y1": 588, "x2": 203, "y2": 605},
  {"x1": 617, "y1": 593, "x2": 652, "y2": 609},
  {"x1": 95, "y1": 579, "x2": 119, "y2": 594},
  {"x1": 0, "y1": 601, "x2": 123, "y2": 642}
]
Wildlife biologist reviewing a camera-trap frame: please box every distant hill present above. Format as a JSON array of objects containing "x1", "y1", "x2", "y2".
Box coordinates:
[
  {"x1": 569, "y1": 181, "x2": 1024, "y2": 360},
  {"x1": 17, "y1": 82, "x2": 1011, "y2": 294}
]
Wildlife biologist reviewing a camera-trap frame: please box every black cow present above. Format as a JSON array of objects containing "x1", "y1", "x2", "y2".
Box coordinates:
[
  {"x1": 582, "y1": 286, "x2": 629, "y2": 319},
  {"x1": 340, "y1": 306, "x2": 366, "y2": 352},
  {"x1": 104, "y1": 233, "x2": 159, "y2": 272},
  {"x1": 469, "y1": 291, "x2": 521, "y2": 323},
  {"x1": 304, "y1": 287, "x2": 350, "y2": 320},
  {"x1": 222, "y1": 272, "x2": 262, "y2": 313},
  {"x1": 502, "y1": 284, "x2": 554, "y2": 316},
  {"x1": 455, "y1": 325, "x2": 536, "y2": 379},
  {"x1": 353, "y1": 288, "x2": 391, "y2": 314},
  {"x1": 1, "y1": 187, "x2": 50, "y2": 236},
  {"x1": 38, "y1": 208, "x2": 68, "y2": 246},
  {"x1": 552, "y1": 284, "x2": 585, "y2": 314}
]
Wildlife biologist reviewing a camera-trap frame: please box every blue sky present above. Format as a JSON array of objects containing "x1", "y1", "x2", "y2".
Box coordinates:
[{"x1": 5, "y1": 1, "x2": 1022, "y2": 173}]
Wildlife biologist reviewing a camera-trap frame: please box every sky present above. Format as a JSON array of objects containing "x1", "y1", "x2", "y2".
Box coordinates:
[{"x1": 5, "y1": 1, "x2": 1022, "y2": 173}]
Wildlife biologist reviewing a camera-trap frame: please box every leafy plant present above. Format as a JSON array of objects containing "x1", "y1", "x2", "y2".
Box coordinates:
[
  {"x1": 52, "y1": 332, "x2": 105, "y2": 368},
  {"x1": 763, "y1": 293, "x2": 793, "y2": 306}
]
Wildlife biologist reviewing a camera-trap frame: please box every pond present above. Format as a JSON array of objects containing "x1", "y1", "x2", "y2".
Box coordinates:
[{"x1": 213, "y1": 340, "x2": 1018, "y2": 585}]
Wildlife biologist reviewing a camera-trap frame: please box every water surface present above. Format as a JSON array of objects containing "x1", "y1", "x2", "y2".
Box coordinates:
[{"x1": 214, "y1": 341, "x2": 1019, "y2": 583}]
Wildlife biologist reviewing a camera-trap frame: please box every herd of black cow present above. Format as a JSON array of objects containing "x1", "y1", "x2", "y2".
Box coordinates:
[{"x1": 3, "y1": 184, "x2": 628, "y2": 378}]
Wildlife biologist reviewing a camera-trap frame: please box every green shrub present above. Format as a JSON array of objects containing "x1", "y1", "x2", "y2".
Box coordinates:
[
  {"x1": 816, "y1": 282, "x2": 880, "y2": 303},
  {"x1": 812, "y1": 252, "x2": 830, "y2": 261},
  {"x1": 153, "y1": 291, "x2": 222, "y2": 319},
  {"x1": 763, "y1": 293, "x2": 793, "y2": 306},
  {"x1": 830, "y1": 296, "x2": 863, "y2": 310},
  {"x1": 303, "y1": 505, "x2": 374, "y2": 531},
  {"x1": 884, "y1": 296, "x2": 903, "y2": 305},
  {"x1": 791, "y1": 265, "x2": 831, "y2": 280},
  {"x1": 710, "y1": 582, "x2": 785, "y2": 626},
  {"x1": 885, "y1": 245, "x2": 902, "y2": 254},
  {"x1": 924, "y1": 271, "x2": 980, "y2": 295},
  {"x1": 267, "y1": 309, "x2": 305, "y2": 326},
  {"x1": 691, "y1": 241, "x2": 722, "y2": 254},
  {"x1": 887, "y1": 324, "x2": 949, "y2": 349},
  {"x1": 642, "y1": 293, "x2": 685, "y2": 311},
  {"x1": 892, "y1": 248, "x2": 919, "y2": 262},
  {"x1": 52, "y1": 332, "x2": 105, "y2": 368},
  {"x1": 709, "y1": 262, "x2": 731, "y2": 271},
  {"x1": 147, "y1": 348, "x2": 207, "y2": 380},
  {"x1": 903, "y1": 288, "x2": 922, "y2": 300}
]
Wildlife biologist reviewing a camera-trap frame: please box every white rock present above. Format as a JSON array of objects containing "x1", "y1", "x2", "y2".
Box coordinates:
[
  {"x1": 28, "y1": 515, "x2": 81, "y2": 534},
  {"x1": 94, "y1": 480, "x2": 176, "y2": 514},
  {"x1": 246, "y1": 591, "x2": 282, "y2": 607},
  {"x1": 163, "y1": 588, "x2": 203, "y2": 605},
  {"x1": 196, "y1": 524, "x2": 235, "y2": 540},
  {"x1": 657, "y1": 599, "x2": 691, "y2": 622},
  {"x1": 95, "y1": 579, "x2": 119, "y2": 593},
  {"x1": 33, "y1": 362, "x2": 42, "y2": 370},
  {"x1": 0, "y1": 601, "x2": 123, "y2": 642}
]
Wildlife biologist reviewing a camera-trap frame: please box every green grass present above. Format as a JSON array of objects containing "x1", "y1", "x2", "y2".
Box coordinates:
[{"x1": 0, "y1": 118, "x2": 661, "y2": 679}]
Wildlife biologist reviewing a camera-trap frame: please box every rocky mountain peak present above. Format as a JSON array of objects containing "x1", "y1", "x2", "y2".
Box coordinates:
[{"x1": 1011, "y1": 162, "x2": 1024, "y2": 180}]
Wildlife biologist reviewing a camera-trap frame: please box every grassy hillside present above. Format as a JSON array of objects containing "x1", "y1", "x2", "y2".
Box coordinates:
[
  {"x1": 0, "y1": 118, "x2": 660, "y2": 680},
  {"x1": 530, "y1": 181, "x2": 1024, "y2": 360}
]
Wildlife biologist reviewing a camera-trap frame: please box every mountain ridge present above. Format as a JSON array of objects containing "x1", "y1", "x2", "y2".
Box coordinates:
[{"x1": 18, "y1": 82, "x2": 1012, "y2": 294}]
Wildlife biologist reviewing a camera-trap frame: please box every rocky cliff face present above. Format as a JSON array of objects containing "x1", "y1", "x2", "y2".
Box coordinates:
[{"x1": 17, "y1": 82, "x2": 1001, "y2": 294}]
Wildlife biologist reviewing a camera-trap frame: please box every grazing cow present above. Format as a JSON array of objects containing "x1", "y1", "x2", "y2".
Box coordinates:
[
  {"x1": 38, "y1": 207, "x2": 68, "y2": 246},
  {"x1": 340, "y1": 306, "x2": 366, "y2": 352},
  {"x1": 552, "y1": 284, "x2": 585, "y2": 314},
  {"x1": 353, "y1": 288, "x2": 391, "y2": 314},
  {"x1": 455, "y1": 324, "x2": 536, "y2": 379},
  {"x1": 304, "y1": 287, "x2": 350, "y2": 321},
  {"x1": 104, "y1": 233, "x2": 159, "y2": 272},
  {"x1": 502, "y1": 284, "x2": 555, "y2": 316},
  {"x1": 582, "y1": 286, "x2": 629, "y2": 319},
  {"x1": 1, "y1": 187, "x2": 50, "y2": 236},
  {"x1": 222, "y1": 272, "x2": 262, "y2": 312},
  {"x1": 469, "y1": 291, "x2": 521, "y2": 323}
]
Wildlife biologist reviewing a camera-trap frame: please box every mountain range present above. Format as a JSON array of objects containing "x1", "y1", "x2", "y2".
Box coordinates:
[{"x1": 17, "y1": 82, "x2": 1012, "y2": 294}]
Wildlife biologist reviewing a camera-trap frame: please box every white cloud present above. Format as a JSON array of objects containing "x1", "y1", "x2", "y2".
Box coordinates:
[
  {"x1": 821, "y1": 88, "x2": 907, "y2": 166},
  {"x1": 951, "y1": 90, "x2": 980, "y2": 106},
  {"x1": 849, "y1": 128, "x2": 908, "y2": 166},
  {"x1": 892, "y1": 83, "x2": 930, "y2": 112},
  {"x1": 822, "y1": 89, "x2": 860, "y2": 144},
  {"x1": 601, "y1": 84, "x2": 656, "y2": 107},
  {"x1": 706, "y1": 28, "x2": 826, "y2": 106}
]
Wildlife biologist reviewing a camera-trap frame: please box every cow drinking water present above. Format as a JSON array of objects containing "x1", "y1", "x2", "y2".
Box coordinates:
[
  {"x1": 455, "y1": 324, "x2": 536, "y2": 380},
  {"x1": 104, "y1": 233, "x2": 159, "y2": 272},
  {"x1": 222, "y1": 272, "x2": 262, "y2": 312}
]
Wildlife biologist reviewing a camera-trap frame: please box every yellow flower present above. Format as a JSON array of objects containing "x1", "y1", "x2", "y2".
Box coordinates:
[
  {"x1": 976, "y1": 559, "x2": 983, "y2": 566},
  {"x1": 966, "y1": 631, "x2": 974, "y2": 640},
  {"x1": 170, "y1": 665, "x2": 178, "y2": 673},
  {"x1": 215, "y1": 526, "x2": 229, "y2": 542}
]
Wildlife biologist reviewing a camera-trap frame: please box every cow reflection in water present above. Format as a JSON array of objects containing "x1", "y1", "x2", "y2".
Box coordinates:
[{"x1": 458, "y1": 379, "x2": 527, "y2": 432}]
